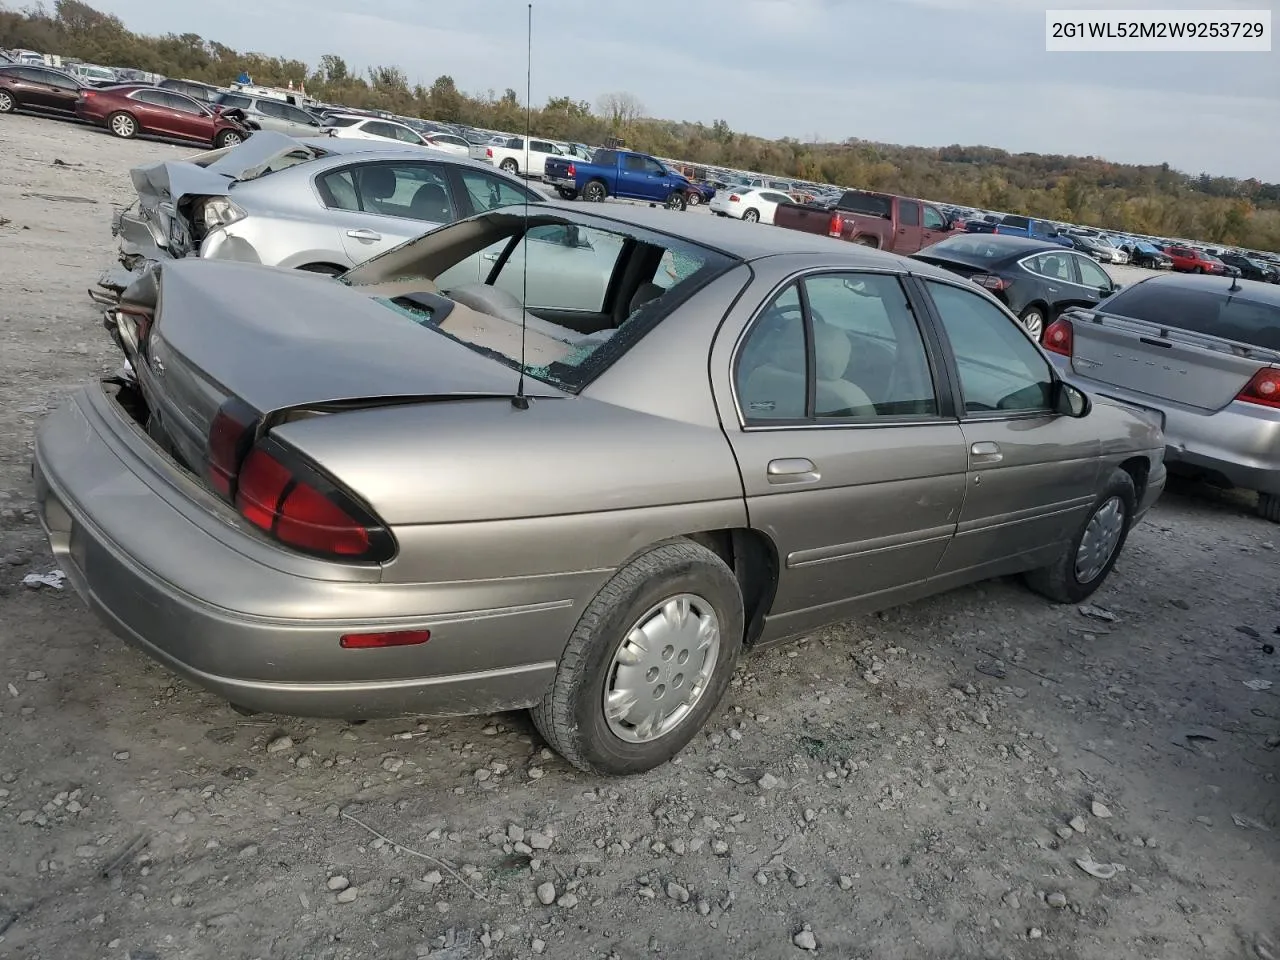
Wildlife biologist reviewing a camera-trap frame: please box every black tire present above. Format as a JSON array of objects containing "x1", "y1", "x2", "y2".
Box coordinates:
[
  {"x1": 107, "y1": 111, "x2": 137, "y2": 139},
  {"x1": 686, "y1": 191, "x2": 701, "y2": 206},
  {"x1": 556, "y1": 186, "x2": 578, "y2": 200},
  {"x1": 1258, "y1": 492, "x2": 1280, "y2": 523},
  {"x1": 500, "y1": 158, "x2": 518, "y2": 174},
  {"x1": 583, "y1": 180, "x2": 607, "y2": 202},
  {"x1": 531, "y1": 540, "x2": 744, "y2": 776},
  {"x1": 853, "y1": 235, "x2": 879, "y2": 247},
  {"x1": 665, "y1": 190, "x2": 687, "y2": 212},
  {"x1": 297, "y1": 263, "x2": 345, "y2": 277},
  {"x1": 0, "y1": 90, "x2": 15, "y2": 113},
  {"x1": 741, "y1": 208, "x2": 760, "y2": 223},
  {"x1": 1019, "y1": 306, "x2": 1046, "y2": 341},
  {"x1": 1024, "y1": 468, "x2": 1136, "y2": 603},
  {"x1": 214, "y1": 129, "x2": 244, "y2": 148},
  {"x1": 1192, "y1": 266, "x2": 1203, "y2": 274}
]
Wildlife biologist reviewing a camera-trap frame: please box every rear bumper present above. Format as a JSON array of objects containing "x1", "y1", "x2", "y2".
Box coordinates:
[
  {"x1": 33, "y1": 385, "x2": 590, "y2": 718},
  {"x1": 543, "y1": 175, "x2": 575, "y2": 189},
  {"x1": 1054, "y1": 359, "x2": 1280, "y2": 495}
]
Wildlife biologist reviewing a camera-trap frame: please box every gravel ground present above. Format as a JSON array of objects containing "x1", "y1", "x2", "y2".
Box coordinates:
[{"x1": 1, "y1": 113, "x2": 1278, "y2": 960}]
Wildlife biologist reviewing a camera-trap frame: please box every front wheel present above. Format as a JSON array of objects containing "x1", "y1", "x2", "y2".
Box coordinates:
[
  {"x1": 107, "y1": 111, "x2": 137, "y2": 139},
  {"x1": 1024, "y1": 468, "x2": 1135, "y2": 603},
  {"x1": 0, "y1": 90, "x2": 15, "y2": 113},
  {"x1": 214, "y1": 129, "x2": 243, "y2": 148},
  {"x1": 500, "y1": 158, "x2": 518, "y2": 174},
  {"x1": 741, "y1": 208, "x2": 760, "y2": 223},
  {"x1": 531, "y1": 540, "x2": 744, "y2": 775},
  {"x1": 583, "y1": 180, "x2": 607, "y2": 202},
  {"x1": 1019, "y1": 306, "x2": 1046, "y2": 341},
  {"x1": 665, "y1": 190, "x2": 687, "y2": 211}
]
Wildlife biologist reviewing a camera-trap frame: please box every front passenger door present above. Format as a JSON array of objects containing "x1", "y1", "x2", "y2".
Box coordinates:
[
  {"x1": 718, "y1": 272, "x2": 968, "y2": 643},
  {"x1": 922, "y1": 279, "x2": 1101, "y2": 579}
]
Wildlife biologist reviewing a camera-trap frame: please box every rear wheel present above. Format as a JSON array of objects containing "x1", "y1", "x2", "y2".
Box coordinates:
[
  {"x1": 531, "y1": 540, "x2": 744, "y2": 775},
  {"x1": 0, "y1": 90, "x2": 15, "y2": 113},
  {"x1": 215, "y1": 129, "x2": 243, "y2": 148},
  {"x1": 1192, "y1": 266, "x2": 1203, "y2": 274},
  {"x1": 741, "y1": 208, "x2": 760, "y2": 223},
  {"x1": 1258, "y1": 492, "x2": 1280, "y2": 523},
  {"x1": 1019, "y1": 306, "x2": 1046, "y2": 341},
  {"x1": 853, "y1": 235, "x2": 879, "y2": 247},
  {"x1": 107, "y1": 111, "x2": 137, "y2": 139},
  {"x1": 583, "y1": 180, "x2": 607, "y2": 202},
  {"x1": 500, "y1": 158, "x2": 518, "y2": 174},
  {"x1": 685, "y1": 191, "x2": 701, "y2": 206},
  {"x1": 1024, "y1": 468, "x2": 1135, "y2": 603},
  {"x1": 556, "y1": 186, "x2": 578, "y2": 200}
]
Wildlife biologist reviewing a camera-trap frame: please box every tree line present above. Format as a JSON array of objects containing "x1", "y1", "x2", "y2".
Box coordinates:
[{"x1": 4, "y1": 0, "x2": 1278, "y2": 251}]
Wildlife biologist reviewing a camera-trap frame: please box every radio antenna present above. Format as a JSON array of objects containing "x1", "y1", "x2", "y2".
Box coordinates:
[{"x1": 511, "y1": 1, "x2": 533, "y2": 411}]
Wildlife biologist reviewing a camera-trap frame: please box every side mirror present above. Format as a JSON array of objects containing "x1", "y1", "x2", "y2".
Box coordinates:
[
  {"x1": 1055, "y1": 380, "x2": 1091, "y2": 418},
  {"x1": 1110, "y1": 283, "x2": 1123, "y2": 293}
]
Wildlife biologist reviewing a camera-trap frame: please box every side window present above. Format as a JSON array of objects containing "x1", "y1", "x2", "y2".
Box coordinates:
[
  {"x1": 643, "y1": 158, "x2": 666, "y2": 175},
  {"x1": 317, "y1": 163, "x2": 455, "y2": 222},
  {"x1": 1028, "y1": 253, "x2": 1071, "y2": 281},
  {"x1": 803, "y1": 274, "x2": 937, "y2": 418},
  {"x1": 899, "y1": 202, "x2": 921, "y2": 227},
  {"x1": 161, "y1": 92, "x2": 203, "y2": 114},
  {"x1": 363, "y1": 121, "x2": 397, "y2": 139},
  {"x1": 506, "y1": 137, "x2": 524, "y2": 150},
  {"x1": 1074, "y1": 256, "x2": 1112, "y2": 288},
  {"x1": 257, "y1": 99, "x2": 288, "y2": 118},
  {"x1": 220, "y1": 93, "x2": 252, "y2": 109},
  {"x1": 16, "y1": 68, "x2": 48, "y2": 82},
  {"x1": 285, "y1": 105, "x2": 316, "y2": 125},
  {"x1": 923, "y1": 206, "x2": 947, "y2": 230},
  {"x1": 391, "y1": 124, "x2": 423, "y2": 144},
  {"x1": 623, "y1": 155, "x2": 647, "y2": 172},
  {"x1": 925, "y1": 280, "x2": 1054, "y2": 414},
  {"x1": 458, "y1": 169, "x2": 534, "y2": 213},
  {"x1": 131, "y1": 89, "x2": 166, "y2": 105},
  {"x1": 736, "y1": 284, "x2": 808, "y2": 422},
  {"x1": 46, "y1": 71, "x2": 79, "y2": 90}
]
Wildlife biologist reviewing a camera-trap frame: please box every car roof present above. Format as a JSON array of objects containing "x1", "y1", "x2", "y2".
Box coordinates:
[
  {"x1": 1131, "y1": 272, "x2": 1280, "y2": 305},
  {"x1": 539, "y1": 200, "x2": 952, "y2": 271},
  {"x1": 289, "y1": 138, "x2": 540, "y2": 180},
  {"x1": 941, "y1": 234, "x2": 1071, "y2": 255}
]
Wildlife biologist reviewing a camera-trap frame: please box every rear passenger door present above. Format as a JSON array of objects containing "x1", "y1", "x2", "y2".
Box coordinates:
[
  {"x1": 894, "y1": 200, "x2": 924, "y2": 253},
  {"x1": 718, "y1": 270, "x2": 968, "y2": 642},
  {"x1": 315, "y1": 160, "x2": 459, "y2": 265},
  {"x1": 921, "y1": 279, "x2": 1101, "y2": 578},
  {"x1": 920, "y1": 204, "x2": 951, "y2": 248}
]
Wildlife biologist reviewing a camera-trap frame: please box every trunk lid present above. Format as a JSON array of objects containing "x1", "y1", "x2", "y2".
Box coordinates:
[
  {"x1": 1065, "y1": 307, "x2": 1280, "y2": 411},
  {"x1": 113, "y1": 259, "x2": 567, "y2": 483}
]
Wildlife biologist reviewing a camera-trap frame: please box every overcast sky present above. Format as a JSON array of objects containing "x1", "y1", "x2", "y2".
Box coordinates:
[{"x1": 90, "y1": 0, "x2": 1279, "y2": 181}]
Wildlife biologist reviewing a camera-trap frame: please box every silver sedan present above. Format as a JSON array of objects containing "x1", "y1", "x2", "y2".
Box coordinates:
[
  {"x1": 39, "y1": 204, "x2": 1165, "y2": 776},
  {"x1": 115, "y1": 132, "x2": 546, "y2": 275}
]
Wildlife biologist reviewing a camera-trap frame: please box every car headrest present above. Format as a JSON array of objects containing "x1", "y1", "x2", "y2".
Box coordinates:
[
  {"x1": 409, "y1": 183, "x2": 450, "y2": 222},
  {"x1": 361, "y1": 165, "x2": 397, "y2": 199},
  {"x1": 629, "y1": 282, "x2": 665, "y2": 315}
]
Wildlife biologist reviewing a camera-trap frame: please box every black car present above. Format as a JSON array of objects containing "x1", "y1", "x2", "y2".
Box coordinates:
[
  {"x1": 911, "y1": 234, "x2": 1119, "y2": 341},
  {"x1": 1064, "y1": 234, "x2": 1114, "y2": 261},
  {"x1": 1217, "y1": 252, "x2": 1278, "y2": 284}
]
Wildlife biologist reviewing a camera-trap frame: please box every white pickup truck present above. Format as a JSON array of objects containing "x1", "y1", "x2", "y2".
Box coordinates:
[{"x1": 482, "y1": 136, "x2": 567, "y2": 178}]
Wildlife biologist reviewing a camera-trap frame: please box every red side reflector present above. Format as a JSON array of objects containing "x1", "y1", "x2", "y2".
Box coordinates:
[
  {"x1": 1043, "y1": 318, "x2": 1073, "y2": 356},
  {"x1": 1237, "y1": 367, "x2": 1280, "y2": 409},
  {"x1": 340, "y1": 629, "x2": 431, "y2": 649}
]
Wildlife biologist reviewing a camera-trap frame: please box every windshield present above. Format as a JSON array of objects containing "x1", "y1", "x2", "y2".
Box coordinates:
[{"x1": 356, "y1": 215, "x2": 738, "y2": 393}]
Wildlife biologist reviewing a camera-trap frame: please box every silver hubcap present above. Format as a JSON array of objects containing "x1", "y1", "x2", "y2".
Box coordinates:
[
  {"x1": 603, "y1": 594, "x2": 720, "y2": 743},
  {"x1": 745, "y1": 212, "x2": 758, "y2": 222},
  {"x1": 1023, "y1": 312, "x2": 1044, "y2": 339},
  {"x1": 1075, "y1": 496, "x2": 1125, "y2": 583},
  {"x1": 224, "y1": 133, "x2": 241, "y2": 145},
  {"x1": 0, "y1": 93, "x2": 12, "y2": 110},
  {"x1": 111, "y1": 115, "x2": 133, "y2": 136}
]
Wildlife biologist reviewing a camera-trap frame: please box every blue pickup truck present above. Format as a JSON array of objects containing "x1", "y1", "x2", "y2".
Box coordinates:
[
  {"x1": 543, "y1": 149, "x2": 693, "y2": 209},
  {"x1": 966, "y1": 214, "x2": 1073, "y2": 247}
]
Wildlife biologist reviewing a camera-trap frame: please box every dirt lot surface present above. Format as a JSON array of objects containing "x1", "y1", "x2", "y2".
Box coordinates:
[{"x1": 1, "y1": 113, "x2": 1278, "y2": 960}]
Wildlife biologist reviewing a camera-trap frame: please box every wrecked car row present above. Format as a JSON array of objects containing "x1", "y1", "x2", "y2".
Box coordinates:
[{"x1": 39, "y1": 135, "x2": 1167, "y2": 775}]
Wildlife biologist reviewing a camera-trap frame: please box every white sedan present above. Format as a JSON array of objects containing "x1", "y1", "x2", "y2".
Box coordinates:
[
  {"x1": 323, "y1": 115, "x2": 432, "y2": 148},
  {"x1": 421, "y1": 132, "x2": 472, "y2": 158},
  {"x1": 708, "y1": 187, "x2": 794, "y2": 224}
]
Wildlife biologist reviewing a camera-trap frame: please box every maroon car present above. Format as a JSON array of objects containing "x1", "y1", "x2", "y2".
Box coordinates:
[
  {"x1": 75, "y1": 85, "x2": 251, "y2": 147},
  {"x1": 0, "y1": 64, "x2": 86, "y2": 117}
]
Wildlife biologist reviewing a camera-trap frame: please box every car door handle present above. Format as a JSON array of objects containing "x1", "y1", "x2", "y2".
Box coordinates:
[
  {"x1": 767, "y1": 458, "x2": 820, "y2": 485},
  {"x1": 346, "y1": 229, "x2": 381, "y2": 241},
  {"x1": 1047, "y1": 286, "x2": 1059, "y2": 293},
  {"x1": 969, "y1": 441, "x2": 1003, "y2": 463},
  {"x1": 482, "y1": 252, "x2": 500, "y2": 261}
]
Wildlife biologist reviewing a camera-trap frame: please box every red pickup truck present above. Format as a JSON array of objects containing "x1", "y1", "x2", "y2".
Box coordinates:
[{"x1": 772, "y1": 190, "x2": 960, "y2": 254}]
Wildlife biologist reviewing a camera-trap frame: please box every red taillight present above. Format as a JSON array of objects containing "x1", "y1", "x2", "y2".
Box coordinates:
[
  {"x1": 828, "y1": 212, "x2": 843, "y2": 238},
  {"x1": 340, "y1": 629, "x2": 431, "y2": 649},
  {"x1": 729, "y1": 193, "x2": 741, "y2": 202},
  {"x1": 1043, "y1": 318, "x2": 1073, "y2": 355},
  {"x1": 1237, "y1": 367, "x2": 1280, "y2": 409},
  {"x1": 972, "y1": 274, "x2": 1009, "y2": 292},
  {"x1": 567, "y1": 163, "x2": 575, "y2": 177},
  {"x1": 81, "y1": 90, "x2": 96, "y2": 99},
  {"x1": 234, "y1": 439, "x2": 392, "y2": 561},
  {"x1": 206, "y1": 398, "x2": 260, "y2": 498}
]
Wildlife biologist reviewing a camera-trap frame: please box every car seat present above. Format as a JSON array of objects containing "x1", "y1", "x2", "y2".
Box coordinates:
[
  {"x1": 408, "y1": 182, "x2": 452, "y2": 223},
  {"x1": 359, "y1": 165, "x2": 398, "y2": 213},
  {"x1": 741, "y1": 321, "x2": 875, "y2": 419}
]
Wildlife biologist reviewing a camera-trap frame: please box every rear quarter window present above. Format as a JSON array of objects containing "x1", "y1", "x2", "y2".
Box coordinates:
[{"x1": 1103, "y1": 283, "x2": 1280, "y2": 350}]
